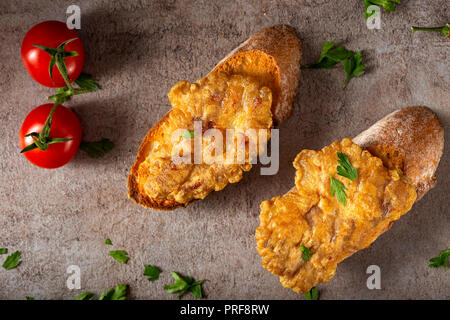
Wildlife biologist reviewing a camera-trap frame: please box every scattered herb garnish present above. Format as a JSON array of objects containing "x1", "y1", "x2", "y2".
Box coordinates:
[
  {"x1": 302, "y1": 42, "x2": 365, "y2": 90},
  {"x1": 428, "y1": 249, "x2": 450, "y2": 270},
  {"x1": 0, "y1": 248, "x2": 7, "y2": 255},
  {"x1": 411, "y1": 24, "x2": 450, "y2": 39},
  {"x1": 164, "y1": 272, "x2": 206, "y2": 299},
  {"x1": 2, "y1": 251, "x2": 21, "y2": 270},
  {"x1": 337, "y1": 152, "x2": 358, "y2": 181},
  {"x1": 304, "y1": 286, "x2": 319, "y2": 300},
  {"x1": 75, "y1": 284, "x2": 128, "y2": 300},
  {"x1": 300, "y1": 246, "x2": 312, "y2": 262},
  {"x1": 362, "y1": 0, "x2": 400, "y2": 19},
  {"x1": 105, "y1": 238, "x2": 113, "y2": 245},
  {"x1": 99, "y1": 284, "x2": 128, "y2": 300},
  {"x1": 80, "y1": 138, "x2": 115, "y2": 158},
  {"x1": 75, "y1": 292, "x2": 94, "y2": 300},
  {"x1": 330, "y1": 175, "x2": 348, "y2": 206},
  {"x1": 26, "y1": 296, "x2": 35, "y2": 300},
  {"x1": 109, "y1": 250, "x2": 129, "y2": 264},
  {"x1": 182, "y1": 130, "x2": 195, "y2": 139},
  {"x1": 144, "y1": 265, "x2": 161, "y2": 282}
]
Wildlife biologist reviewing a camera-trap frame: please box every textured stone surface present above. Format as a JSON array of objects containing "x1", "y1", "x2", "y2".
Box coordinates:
[{"x1": 0, "y1": 0, "x2": 448, "y2": 300}]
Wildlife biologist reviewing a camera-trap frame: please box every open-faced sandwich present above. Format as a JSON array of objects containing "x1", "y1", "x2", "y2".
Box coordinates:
[
  {"x1": 255, "y1": 106, "x2": 444, "y2": 294},
  {"x1": 128, "y1": 25, "x2": 302, "y2": 210}
]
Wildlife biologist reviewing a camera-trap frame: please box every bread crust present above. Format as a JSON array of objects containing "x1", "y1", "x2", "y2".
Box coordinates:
[
  {"x1": 354, "y1": 106, "x2": 444, "y2": 200},
  {"x1": 128, "y1": 25, "x2": 302, "y2": 209},
  {"x1": 212, "y1": 25, "x2": 302, "y2": 125}
]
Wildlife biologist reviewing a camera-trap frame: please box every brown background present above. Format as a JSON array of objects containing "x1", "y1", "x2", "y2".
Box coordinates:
[{"x1": 0, "y1": 0, "x2": 448, "y2": 299}]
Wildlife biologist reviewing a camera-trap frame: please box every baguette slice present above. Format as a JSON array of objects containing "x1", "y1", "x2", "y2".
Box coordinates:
[
  {"x1": 353, "y1": 106, "x2": 444, "y2": 200},
  {"x1": 256, "y1": 106, "x2": 444, "y2": 294},
  {"x1": 128, "y1": 25, "x2": 302, "y2": 210}
]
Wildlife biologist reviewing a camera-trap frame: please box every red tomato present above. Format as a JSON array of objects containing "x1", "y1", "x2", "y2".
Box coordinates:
[
  {"x1": 19, "y1": 104, "x2": 82, "y2": 169},
  {"x1": 21, "y1": 21, "x2": 85, "y2": 87}
]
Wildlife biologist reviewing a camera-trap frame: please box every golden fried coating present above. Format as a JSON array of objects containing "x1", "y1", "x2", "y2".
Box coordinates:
[
  {"x1": 137, "y1": 72, "x2": 273, "y2": 205},
  {"x1": 255, "y1": 138, "x2": 417, "y2": 294}
]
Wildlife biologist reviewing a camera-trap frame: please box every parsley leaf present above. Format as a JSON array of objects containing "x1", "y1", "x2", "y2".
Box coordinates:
[
  {"x1": 182, "y1": 130, "x2": 195, "y2": 139},
  {"x1": 343, "y1": 52, "x2": 365, "y2": 90},
  {"x1": 26, "y1": 296, "x2": 35, "y2": 300},
  {"x1": 109, "y1": 250, "x2": 129, "y2": 264},
  {"x1": 0, "y1": 248, "x2": 7, "y2": 255},
  {"x1": 2, "y1": 251, "x2": 21, "y2": 270},
  {"x1": 330, "y1": 175, "x2": 348, "y2": 206},
  {"x1": 80, "y1": 138, "x2": 114, "y2": 158},
  {"x1": 300, "y1": 246, "x2": 312, "y2": 262},
  {"x1": 144, "y1": 265, "x2": 161, "y2": 282},
  {"x1": 99, "y1": 284, "x2": 128, "y2": 300},
  {"x1": 428, "y1": 249, "x2": 450, "y2": 270},
  {"x1": 304, "y1": 286, "x2": 319, "y2": 300},
  {"x1": 337, "y1": 152, "x2": 358, "y2": 181},
  {"x1": 74, "y1": 73, "x2": 100, "y2": 91},
  {"x1": 74, "y1": 292, "x2": 94, "y2": 300},
  {"x1": 302, "y1": 42, "x2": 366, "y2": 90},
  {"x1": 164, "y1": 272, "x2": 206, "y2": 299},
  {"x1": 363, "y1": 0, "x2": 400, "y2": 19},
  {"x1": 105, "y1": 238, "x2": 112, "y2": 245}
]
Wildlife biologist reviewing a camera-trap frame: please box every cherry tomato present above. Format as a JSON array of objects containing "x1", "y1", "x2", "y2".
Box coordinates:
[
  {"x1": 19, "y1": 103, "x2": 82, "y2": 169},
  {"x1": 21, "y1": 21, "x2": 85, "y2": 87}
]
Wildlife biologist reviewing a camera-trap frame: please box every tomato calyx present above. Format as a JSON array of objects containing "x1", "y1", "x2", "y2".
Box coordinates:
[
  {"x1": 20, "y1": 102, "x2": 73, "y2": 153},
  {"x1": 411, "y1": 24, "x2": 450, "y2": 38},
  {"x1": 33, "y1": 38, "x2": 100, "y2": 103}
]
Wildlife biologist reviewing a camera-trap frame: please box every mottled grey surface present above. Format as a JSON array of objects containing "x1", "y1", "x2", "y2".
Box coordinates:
[{"x1": 0, "y1": 0, "x2": 448, "y2": 300}]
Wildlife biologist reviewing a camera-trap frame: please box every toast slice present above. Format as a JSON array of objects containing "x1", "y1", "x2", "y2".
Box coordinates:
[
  {"x1": 256, "y1": 106, "x2": 444, "y2": 294},
  {"x1": 353, "y1": 106, "x2": 444, "y2": 200},
  {"x1": 128, "y1": 25, "x2": 302, "y2": 210}
]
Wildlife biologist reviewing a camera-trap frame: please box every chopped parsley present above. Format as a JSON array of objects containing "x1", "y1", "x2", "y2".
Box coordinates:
[
  {"x1": 300, "y1": 246, "x2": 312, "y2": 262},
  {"x1": 99, "y1": 284, "x2": 128, "y2": 300},
  {"x1": 109, "y1": 250, "x2": 129, "y2": 264},
  {"x1": 144, "y1": 264, "x2": 161, "y2": 282},
  {"x1": 363, "y1": 0, "x2": 400, "y2": 19},
  {"x1": 330, "y1": 175, "x2": 348, "y2": 206},
  {"x1": 429, "y1": 249, "x2": 450, "y2": 270},
  {"x1": 105, "y1": 238, "x2": 113, "y2": 245},
  {"x1": 337, "y1": 152, "x2": 358, "y2": 181},
  {"x1": 80, "y1": 138, "x2": 114, "y2": 158},
  {"x1": 2, "y1": 251, "x2": 21, "y2": 270},
  {"x1": 164, "y1": 272, "x2": 206, "y2": 299},
  {"x1": 0, "y1": 248, "x2": 7, "y2": 255},
  {"x1": 304, "y1": 286, "x2": 319, "y2": 300},
  {"x1": 302, "y1": 41, "x2": 366, "y2": 90},
  {"x1": 182, "y1": 130, "x2": 195, "y2": 139}
]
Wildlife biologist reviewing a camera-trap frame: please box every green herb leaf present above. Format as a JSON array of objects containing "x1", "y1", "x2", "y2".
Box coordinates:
[
  {"x1": 428, "y1": 249, "x2": 450, "y2": 270},
  {"x1": 181, "y1": 130, "x2": 195, "y2": 139},
  {"x1": 144, "y1": 265, "x2": 161, "y2": 282},
  {"x1": 363, "y1": 0, "x2": 400, "y2": 19},
  {"x1": 302, "y1": 42, "x2": 366, "y2": 89},
  {"x1": 304, "y1": 286, "x2": 319, "y2": 300},
  {"x1": 105, "y1": 238, "x2": 112, "y2": 245},
  {"x1": 0, "y1": 248, "x2": 8, "y2": 255},
  {"x1": 164, "y1": 272, "x2": 206, "y2": 299},
  {"x1": 343, "y1": 52, "x2": 365, "y2": 90},
  {"x1": 26, "y1": 296, "x2": 35, "y2": 300},
  {"x1": 330, "y1": 175, "x2": 348, "y2": 206},
  {"x1": 109, "y1": 250, "x2": 129, "y2": 264},
  {"x1": 80, "y1": 138, "x2": 115, "y2": 158},
  {"x1": 336, "y1": 152, "x2": 358, "y2": 181},
  {"x1": 74, "y1": 292, "x2": 94, "y2": 300},
  {"x1": 2, "y1": 251, "x2": 21, "y2": 270},
  {"x1": 74, "y1": 73, "x2": 100, "y2": 91},
  {"x1": 300, "y1": 246, "x2": 312, "y2": 262},
  {"x1": 98, "y1": 284, "x2": 128, "y2": 300}
]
